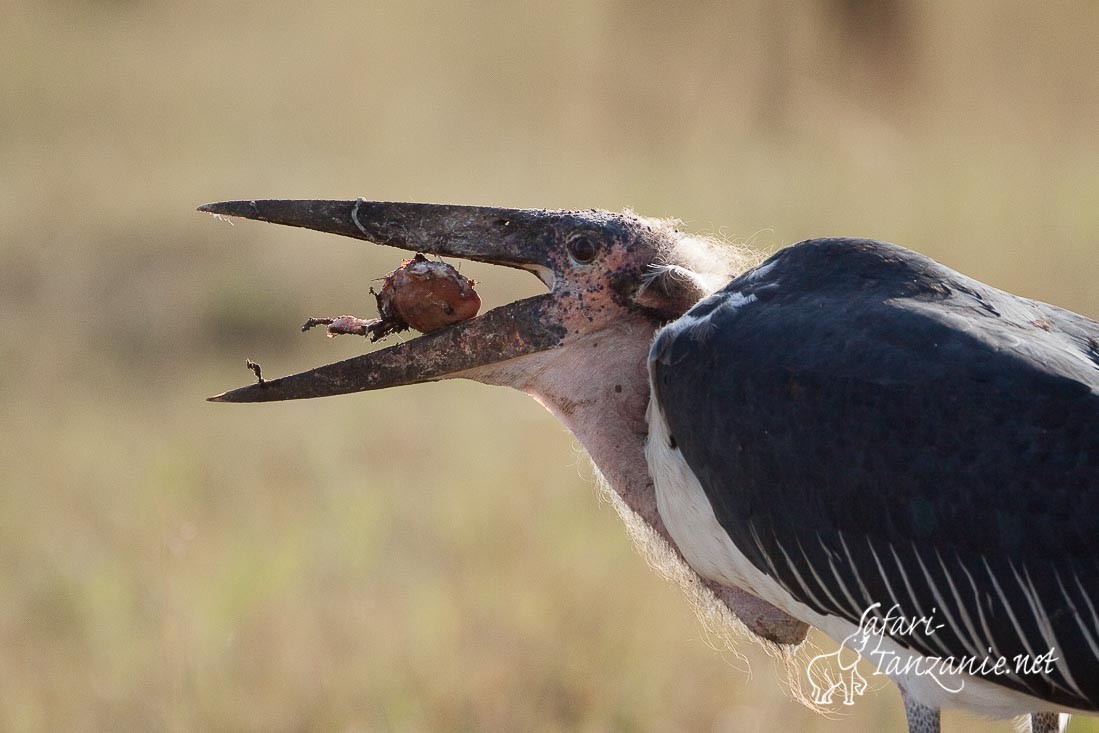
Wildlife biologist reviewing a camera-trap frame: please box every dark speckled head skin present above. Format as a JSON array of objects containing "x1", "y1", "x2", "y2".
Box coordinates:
[{"x1": 201, "y1": 199, "x2": 684, "y2": 402}]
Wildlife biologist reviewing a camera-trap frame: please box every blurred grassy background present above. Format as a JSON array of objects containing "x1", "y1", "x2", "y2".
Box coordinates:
[{"x1": 2, "y1": 0, "x2": 1097, "y2": 730}]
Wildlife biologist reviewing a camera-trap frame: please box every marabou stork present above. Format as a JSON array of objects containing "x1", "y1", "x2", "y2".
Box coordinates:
[{"x1": 203, "y1": 200, "x2": 1098, "y2": 733}]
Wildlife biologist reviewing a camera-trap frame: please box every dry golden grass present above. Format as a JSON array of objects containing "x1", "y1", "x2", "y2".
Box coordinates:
[{"x1": 1, "y1": 1, "x2": 1097, "y2": 730}]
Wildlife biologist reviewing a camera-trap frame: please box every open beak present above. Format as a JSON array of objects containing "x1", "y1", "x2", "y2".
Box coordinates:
[{"x1": 202, "y1": 199, "x2": 574, "y2": 403}]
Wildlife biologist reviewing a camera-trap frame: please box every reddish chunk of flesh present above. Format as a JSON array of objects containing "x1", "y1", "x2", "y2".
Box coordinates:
[
  {"x1": 383, "y1": 254, "x2": 481, "y2": 333},
  {"x1": 302, "y1": 254, "x2": 480, "y2": 342}
]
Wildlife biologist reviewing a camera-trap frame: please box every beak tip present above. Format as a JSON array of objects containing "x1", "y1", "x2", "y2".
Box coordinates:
[
  {"x1": 197, "y1": 200, "x2": 258, "y2": 218},
  {"x1": 207, "y1": 386, "x2": 255, "y2": 402},
  {"x1": 207, "y1": 379, "x2": 276, "y2": 403}
]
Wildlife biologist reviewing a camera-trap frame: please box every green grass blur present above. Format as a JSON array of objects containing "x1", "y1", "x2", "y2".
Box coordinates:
[{"x1": 1, "y1": 1, "x2": 1097, "y2": 730}]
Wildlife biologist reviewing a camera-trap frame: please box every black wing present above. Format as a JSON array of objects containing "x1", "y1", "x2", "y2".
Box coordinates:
[{"x1": 650, "y1": 238, "x2": 1099, "y2": 710}]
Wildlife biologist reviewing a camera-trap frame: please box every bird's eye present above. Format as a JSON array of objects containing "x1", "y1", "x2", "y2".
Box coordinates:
[{"x1": 567, "y1": 235, "x2": 598, "y2": 264}]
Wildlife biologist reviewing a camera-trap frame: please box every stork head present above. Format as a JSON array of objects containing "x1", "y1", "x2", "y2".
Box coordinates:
[
  {"x1": 200, "y1": 203, "x2": 806, "y2": 649},
  {"x1": 203, "y1": 200, "x2": 743, "y2": 403}
]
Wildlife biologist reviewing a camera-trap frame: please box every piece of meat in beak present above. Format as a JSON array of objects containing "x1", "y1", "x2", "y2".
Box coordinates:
[{"x1": 201, "y1": 199, "x2": 679, "y2": 403}]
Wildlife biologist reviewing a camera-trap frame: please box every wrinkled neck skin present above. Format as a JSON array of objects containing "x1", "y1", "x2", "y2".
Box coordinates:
[{"x1": 464, "y1": 315, "x2": 808, "y2": 646}]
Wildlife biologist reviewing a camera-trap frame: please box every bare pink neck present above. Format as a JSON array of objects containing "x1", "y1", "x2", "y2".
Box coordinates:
[
  {"x1": 466, "y1": 316, "x2": 807, "y2": 645},
  {"x1": 525, "y1": 321, "x2": 665, "y2": 531}
]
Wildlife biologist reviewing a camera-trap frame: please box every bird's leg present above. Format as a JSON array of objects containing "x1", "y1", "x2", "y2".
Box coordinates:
[
  {"x1": 900, "y1": 688, "x2": 939, "y2": 733},
  {"x1": 1028, "y1": 712, "x2": 1068, "y2": 733}
]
